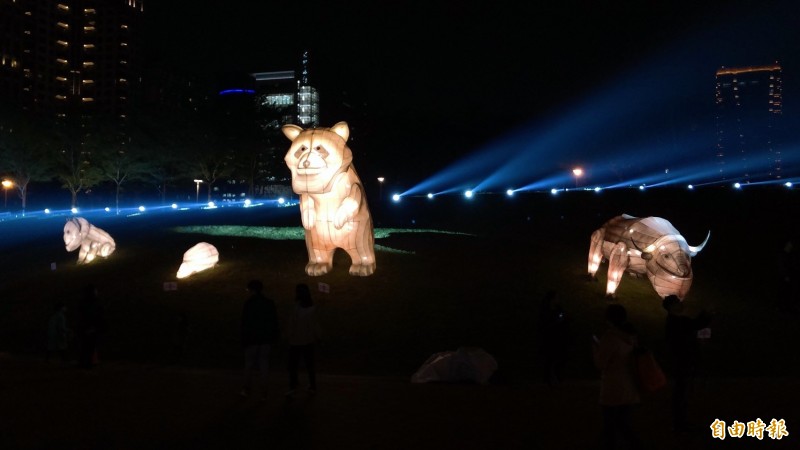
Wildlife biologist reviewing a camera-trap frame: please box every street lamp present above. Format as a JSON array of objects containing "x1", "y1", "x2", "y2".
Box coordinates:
[
  {"x1": 572, "y1": 168, "x2": 583, "y2": 189},
  {"x1": 2, "y1": 179, "x2": 12, "y2": 209},
  {"x1": 377, "y1": 177, "x2": 385, "y2": 201},
  {"x1": 194, "y1": 179, "x2": 203, "y2": 203}
]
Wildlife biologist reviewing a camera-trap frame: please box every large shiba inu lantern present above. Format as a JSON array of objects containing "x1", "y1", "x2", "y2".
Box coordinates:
[
  {"x1": 63, "y1": 217, "x2": 116, "y2": 264},
  {"x1": 588, "y1": 214, "x2": 709, "y2": 299},
  {"x1": 282, "y1": 121, "x2": 376, "y2": 276}
]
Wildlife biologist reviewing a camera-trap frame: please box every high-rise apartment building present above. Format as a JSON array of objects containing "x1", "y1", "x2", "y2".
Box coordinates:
[
  {"x1": 714, "y1": 63, "x2": 783, "y2": 181},
  {"x1": 0, "y1": 0, "x2": 144, "y2": 120}
]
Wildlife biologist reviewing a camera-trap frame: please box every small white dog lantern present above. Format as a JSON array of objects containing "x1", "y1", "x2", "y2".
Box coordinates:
[
  {"x1": 63, "y1": 217, "x2": 116, "y2": 264},
  {"x1": 176, "y1": 242, "x2": 219, "y2": 279}
]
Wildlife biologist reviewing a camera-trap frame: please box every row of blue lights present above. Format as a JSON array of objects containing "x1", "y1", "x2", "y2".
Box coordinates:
[
  {"x1": 21, "y1": 197, "x2": 297, "y2": 219},
  {"x1": 390, "y1": 181, "x2": 795, "y2": 202}
]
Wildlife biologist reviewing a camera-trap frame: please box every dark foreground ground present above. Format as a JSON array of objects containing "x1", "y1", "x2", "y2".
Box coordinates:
[
  {"x1": 2, "y1": 187, "x2": 799, "y2": 449},
  {"x1": 1, "y1": 354, "x2": 797, "y2": 450}
]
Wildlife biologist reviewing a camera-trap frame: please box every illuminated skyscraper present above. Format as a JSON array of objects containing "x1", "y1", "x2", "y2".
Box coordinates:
[
  {"x1": 0, "y1": 0, "x2": 144, "y2": 120},
  {"x1": 714, "y1": 63, "x2": 783, "y2": 181},
  {"x1": 251, "y1": 52, "x2": 319, "y2": 129},
  {"x1": 209, "y1": 53, "x2": 320, "y2": 198}
]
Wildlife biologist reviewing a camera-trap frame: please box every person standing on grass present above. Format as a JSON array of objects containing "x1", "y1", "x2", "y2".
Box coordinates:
[
  {"x1": 77, "y1": 284, "x2": 105, "y2": 369},
  {"x1": 169, "y1": 312, "x2": 189, "y2": 364},
  {"x1": 663, "y1": 294, "x2": 712, "y2": 432},
  {"x1": 592, "y1": 303, "x2": 644, "y2": 450},
  {"x1": 539, "y1": 290, "x2": 571, "y2": 385},
  {"x1": 285, "y1": 283, "x2": 321, "y2": 397},
  {"x1": 780, "y1": 239, "x2": 799, "y2": 312},
  {"x1": 46, "y1": 301, "x2": 71, "y2": 365},
  {"x1": 241, "y1": 280, "x2": 280, "y2": 400}
]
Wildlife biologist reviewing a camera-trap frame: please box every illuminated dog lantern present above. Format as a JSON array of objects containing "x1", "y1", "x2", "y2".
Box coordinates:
[
  {"x1": 63, "y1": 217, "x2": 116, "y2": 264},
  {"x1": 588, "y1": 214, "x2": 709, "y2": 299},
  {"x1": 282, "y1": 121, "x2": 376, "y2": 276},
  {"x1": 176, "y1": 242, "x2": 219, "y2": 279}
]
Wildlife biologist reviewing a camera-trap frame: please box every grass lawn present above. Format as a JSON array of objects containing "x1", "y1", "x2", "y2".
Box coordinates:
[{"x1": 1, "y1": 186, "x2": 799, "y2": 384}]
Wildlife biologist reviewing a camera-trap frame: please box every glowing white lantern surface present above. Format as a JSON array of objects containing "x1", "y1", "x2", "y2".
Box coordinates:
[
  {"x1": 63, "y1": 217, "x2": 116, "y2": 264},
  {"x1": 282, "y1": 121, "x2": 376, "y2": 276},
  {"x1": 587, "y1": 214, "x2": 709, "y2": 300},
  {"x1": 176, "y1": 242, "x2": 219, "y2": 279}
]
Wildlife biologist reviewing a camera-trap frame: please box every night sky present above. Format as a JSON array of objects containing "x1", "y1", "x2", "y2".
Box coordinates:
[{"x1": 145, "y1": 0, "x2": 800, "y2": 185}]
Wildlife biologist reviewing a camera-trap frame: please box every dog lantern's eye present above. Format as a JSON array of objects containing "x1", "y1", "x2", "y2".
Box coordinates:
[{"x1": 294, "y1": 146, "x2": 307, "y2": 159}]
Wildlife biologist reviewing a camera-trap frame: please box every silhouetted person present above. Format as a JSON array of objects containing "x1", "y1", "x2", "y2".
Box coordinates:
[
  {"x1": 592, "y1": 303, "x2": 643, "y2": 450},
  {"x1": 169, "y1": 312, "x2": 189, "y2": 364},
  {"x1": 539, "y1": 290, "x2": 570, "y2": 385},
  {"x1": 46, "y1": 301, "x2": 70, "y2": 365},
  {"x1": 286, "y1": 283, "x2": 321, "y2": 397},
  {"x1": 781, "y1": 240, "x2": 799, "y2": 312},
  {"x1": 77, "y1": 284, "x2": 105, "y2": 369},
  {"x1": 663, "y1": 295, "x2": 712, "y2": 432},
  {"x1": 240, "y1": 280, "x2": 280, "y2": 400}
]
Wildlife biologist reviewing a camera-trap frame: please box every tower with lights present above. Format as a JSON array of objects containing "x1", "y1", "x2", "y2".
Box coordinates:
[{"x1": 714, "y1": 63, "x2": 783, "y2": 181}]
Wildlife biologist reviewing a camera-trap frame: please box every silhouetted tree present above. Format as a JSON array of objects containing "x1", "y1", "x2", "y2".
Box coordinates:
[
  {"x1": 53, "y1": 143, "x2": 103, "y2": 209},
  {"x1": 86, "y1": 127, "x2": 152, "y2": 213},
  {"x1": 0, "y1": 110, "x2": 57, "y2": 213},
  {"x1": 196, "y1": 146, "x2": 235, "y2": 202}
]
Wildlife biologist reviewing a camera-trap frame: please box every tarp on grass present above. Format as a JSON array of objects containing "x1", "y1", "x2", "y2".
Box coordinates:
[{"x1": 411, "y1": 347, "x2": 497, "y2": 384}]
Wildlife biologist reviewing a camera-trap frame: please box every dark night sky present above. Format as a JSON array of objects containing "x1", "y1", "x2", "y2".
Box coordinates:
[{"x1": 145, "y1": 0, "x2": 800, "y2": 184}]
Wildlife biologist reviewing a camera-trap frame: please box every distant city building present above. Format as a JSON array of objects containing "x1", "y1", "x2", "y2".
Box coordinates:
[
  {"x1": 715, "y1": 63, "x2": 783, "y2": 181},
  {"x1": 0, "y1": 0, "x2": 144, "y2": 120},
  {"x1": 209, "y1": 53, "x2": 319, "y2": 200}
]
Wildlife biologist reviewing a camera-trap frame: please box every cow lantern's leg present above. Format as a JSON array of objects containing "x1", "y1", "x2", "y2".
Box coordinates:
[
  {"x1": 606, "y1": 242, "x2": 629, "y2": 296},
  {"x1": 588, "y1": 229, "x2": 604, "y2": 276}
]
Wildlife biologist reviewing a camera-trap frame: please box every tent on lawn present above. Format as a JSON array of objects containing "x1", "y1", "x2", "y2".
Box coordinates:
[{"x1": 411, "y1": 347, "x2": 497, "y2": 384}]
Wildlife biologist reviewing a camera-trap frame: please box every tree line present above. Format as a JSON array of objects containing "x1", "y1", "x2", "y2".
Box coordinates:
[{"x1": 0, "y1": 102, "x2": 286, "y2": 213}]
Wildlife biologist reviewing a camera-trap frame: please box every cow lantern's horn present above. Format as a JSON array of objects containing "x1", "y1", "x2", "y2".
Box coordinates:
[
  {"x1": 629, "y1": 235, "x2": 654, "y2": 260},
  {"x1": 688, "y1": 231, "x2": 711, "y2": 256}
]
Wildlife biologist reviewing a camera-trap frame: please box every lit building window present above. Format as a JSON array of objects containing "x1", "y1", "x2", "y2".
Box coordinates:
[
  {"x1": 82, "y1": 79, "x2": 94, "y2": 84},
  {"x1": 119, "y1": 78, "x2": 127, "y2": 83},
  {"x1": 84, "y1": 26, "x2": 95, "y2": 32},
  {"x1": 84, "y1": 8, "x2": 96, "y2": 14},
  {"x1": 55, "y1": 95, "x2": 67, "y2": 100},
  {"x1": 56, "y1": 58, "x2": 68, "y2": 64},
  {"x1": 57, "y1": 40, "x2": 69, "y2": 47},
  {"x1": 57, "y1": 22, "x2": 69, "y2": 29},
  {"x1": 121, "y1": 24, "x2": 129, "y2": 29},
  {"x1": 261, "y1": 94, "x2": 294, "y2": 107},
  {"x1": 55, "y1": 76, "x2": 67, "y2": 81},
  {"x1": 83, "y1": 44, "x2": 95, "y2": 49},
  {"x1": 120, "y1": 60, "x2": 127, "y2": 65},
  {"x1": 82, "y1": 62, "x2": 94, "y2": 68},
  {"x1": 57, "y1": 4, "x2": 69, "y2": 10},
  {"x1": 120, "y1": 42, "x2": 128, "y2": 47},
  {"x1": 82, "y1": 97, "x2": 94, "y2": 102}
]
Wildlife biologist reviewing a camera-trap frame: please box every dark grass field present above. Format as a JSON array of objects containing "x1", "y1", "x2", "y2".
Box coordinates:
[
  {"x1": 2, "y1": 186, "x2": 799, "y2": 382},
  {"x1": 2, "y1": 187, "x2": 800, "y2": 449}
]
